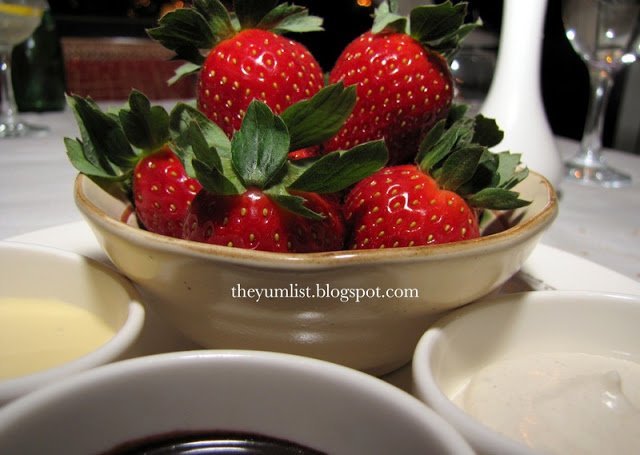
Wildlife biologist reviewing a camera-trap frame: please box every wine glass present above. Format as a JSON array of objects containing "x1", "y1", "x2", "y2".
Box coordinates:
[
  {"x1": 0, "y1": 0, "x2": 48, "y2": 138},
  {"x1": 562, "y1": 0, "x2": 640, "y2": 188},
  {"x1": 451, "y1": 46, "x2": 497, "y2": 116}
]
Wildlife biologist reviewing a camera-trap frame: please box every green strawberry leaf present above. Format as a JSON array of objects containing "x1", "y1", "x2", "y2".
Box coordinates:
[
  {"x1": 417, "y1": 117, "x2": 471, "y2": 171},
  {"x1": 168, "y1": 62, "x2": 201, "y2": 86},
  {"x1": 455, "y1": 149, "x2": 496, "y2": 197},
  {"x1": 427, "y1": 23, "x2": 479, "y2": 60},
  {"x1": 146, "y1": 8, "x2": 213, "y2": 64},
  {"x1": 372, "y1": 1, "x2": 407, "y2": 34},
  {"x1": 447, "y1": 103, "x2": 469, "y2": 125},
  {"x1": 169, "y1": 102, "x2": 231, "y2": 177},
  {"x1": 66, "y1": 94, "x2": 137, "y2": 172},
  {"x1": 410, "y1": 1, "x2": 477, "y2": 58},
  {"x1": 472, "y1": 114, "x2": 504, "y2": 148},
  {"x1": 288, "y1": 140, "x2": 388, "y2": 194},
  {"x1": 169, "y1": 104, "x2": 241, "y2": 196},
  {"x1": 185, "y1": 121, "x2": 223, "y2": 172},
  {"x1": 435, "y1": 145, "x2": 484, "y2": 191},
  {"x1": 186, "y1": 119, "x2": 245, "y2": 195},
  {"x1": 495, "y1": 152, "x2": 529, "y2": 190},
  {"x1": 460, "y1": 152, "x2": 530, "y2": 209},
  {"x1": 410, "y1": 1, "x2": 467, "y2": 42},
  {"x1": 478, "y1": 149, "x2": 500, "y2": 178},
  {"x1": 281, "y1": 82, "x2": 356, "y2": 151},
  {"x1": 231, "y1": 100, "x2": 290, "y2": 189},
  {"x1": 494, "y1": 151, "x2": 521, "y2": 187},
  {"x1": 467, "y1": 188, "x2": 531, "y2": 210},
  {"x1": 280, "y1": 158, "x2": 315, "y2": 187},
  {"x1": 265, "y1": 186, "x2": 324, "y2": 220},
  {"x1": 170, "y1": 102, "x2": 231, "y2": 155},
  {"x1": 65, "y1": 138, "x2": 124, "y2": 180},
  {"x1": 193, "y1": 0, "x2": 236, "y2": 38},
  {"x1": 416, "y1": 118, "x2": 446, "y2": 163},
  {"x1": 234, "y1": 0, "x2": 278, "y2": 29},
  {"x1": 193, "y1": 157, "x2": 244, "y2": 196},
  {"x1": 505, "y1": 168, "x2": 530, "y2": 190},
  {"x1": 119, "y1": 90, "x2": 170, "y2": 153},
  {"x1": 412, "y1": 98, "x2": 531, "y2": 209},
  {"x1": 258, "y1": 3, "x2": 324, "y2": 34}
]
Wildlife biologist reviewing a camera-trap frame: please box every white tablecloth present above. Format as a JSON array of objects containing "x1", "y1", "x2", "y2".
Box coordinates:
[{"x1": 0, "y1": 104, "x2": 638, "y2": 282}]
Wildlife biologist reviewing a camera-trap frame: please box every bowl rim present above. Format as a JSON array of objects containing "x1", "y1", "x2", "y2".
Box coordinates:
[
  {"x1": 0, "y1": 241, "x2": 145, "y2": 404},
  {"x1": 0, "y1": 349, "x2": 474, "y2": 454},
  {"x1": 74, "y1": 171, "x2": 558, "y2": 269},
  {"x1": 411, "y1": 290, "x2": 640, "y2": 455}
]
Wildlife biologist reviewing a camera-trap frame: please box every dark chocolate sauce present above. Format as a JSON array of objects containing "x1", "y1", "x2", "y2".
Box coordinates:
[{"x1": 104, "y1": 431, "x2": 325, "y2": 455}]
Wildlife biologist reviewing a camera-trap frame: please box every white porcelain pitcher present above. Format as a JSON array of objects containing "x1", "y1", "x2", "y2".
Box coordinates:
[{"x1": 480, "y1": 0, "x2": 564, "y2": 189}]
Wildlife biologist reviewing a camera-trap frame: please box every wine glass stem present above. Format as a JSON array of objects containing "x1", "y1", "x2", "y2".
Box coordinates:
[
  {"x1": 0, "y1": 47, "x2": 19, "y2": 127},
  {"x1": 580, "y1": 67, "x2": 614, "y2": 166}
]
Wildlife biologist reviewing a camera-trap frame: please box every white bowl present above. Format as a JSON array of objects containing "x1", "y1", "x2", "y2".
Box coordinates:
[
  {"x1": 0, "y1": 350, "x2": 473, "y2": 455},
  {"x1": 412, "y1": 291, "x2": 640, "y2": 455},
  {"x1": 74, "y1": 170, "x2": 557, "y2": 376},
  {"x1": 0, "y1": 242, "x2": 144, "y2": 405}
]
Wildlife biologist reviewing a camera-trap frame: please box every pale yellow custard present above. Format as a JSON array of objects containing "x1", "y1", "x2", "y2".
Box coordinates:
[{"x1": 0, "y1": 297, "x2": 115, "y2": 380}]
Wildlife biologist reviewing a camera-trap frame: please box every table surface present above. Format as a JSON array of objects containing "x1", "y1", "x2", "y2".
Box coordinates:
[
  {"x1": 2, "y1": 102, "x2": 640, "y2": 395},
  {"x1": 1, "y1": 103, "x2": 638, "y2": 283}
]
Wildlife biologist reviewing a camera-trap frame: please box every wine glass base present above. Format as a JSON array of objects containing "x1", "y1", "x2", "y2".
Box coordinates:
[
  {"x1": 0, "y1": 120, "x2": 49, "y2": 139},
  {"x1": 565, "y1": 162, "x2": 631, "y2": 189}
]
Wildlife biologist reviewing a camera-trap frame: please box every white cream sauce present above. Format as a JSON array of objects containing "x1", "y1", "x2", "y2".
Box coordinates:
[
  {"x1": 0, "y1": 297, "x2": 115, "y2": 379},
  {"x1": 453, "y1": 352, "x2": 640, "y2": 454}
]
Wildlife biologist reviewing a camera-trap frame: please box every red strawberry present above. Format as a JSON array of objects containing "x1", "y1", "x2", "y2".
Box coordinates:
[
  {"x1": 65, "y1": 91, "x2": 200, "y2": 238},
  {"x1": 287, "y1": 146, "x2": 322, "y2": 161},
  {"x1": 344, "y1": 164, "x2": 479, "y2": 248},
  {"x1": 287, "y1": 192, "x2": 345, "y2": 252},
  {"x1": 344, "y1": 107, "x2": 531, "y2": 249},
  {"x1": 326, "y1": 1, "x2": 475, "y2": 164},
  {"x1": 184, "y1": 189, "x2": 344, "y2": 253},
  {"x1": 198, "y1": 29, "x2": 324, "y2": 137},
  {"x1": 175, "y1": 94, "x2": 387, "y2": 253},
  {"x1": 148, "y1": 1, "x2": 324, "y2": 138},
  {"x1": 133, "y1": 147, "x2": 201, "y2": 238}
]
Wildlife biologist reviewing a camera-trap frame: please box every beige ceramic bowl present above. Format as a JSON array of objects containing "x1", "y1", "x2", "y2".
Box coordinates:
[
  {"x1": 74, "y1": 171, "x2": 557, "y2": 375},
  {"x1": 0, "y1": 242, "x2": 145, "y2": 405}
]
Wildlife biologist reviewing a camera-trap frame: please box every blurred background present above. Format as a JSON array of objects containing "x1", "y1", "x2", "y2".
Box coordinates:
[{"x1": 12, "y1": 0, "x2": 640, "y2": 153}]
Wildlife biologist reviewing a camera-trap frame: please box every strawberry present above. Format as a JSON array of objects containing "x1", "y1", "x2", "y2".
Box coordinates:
[
  {"x1": 148, "y1": 0, "x2": 325, "y2": 138},
  {"x1": 132, "y1": 147, "x2": 201, "y2": 237},
  {"x1": 185, "y1": 189, "x2": 345, "y2": 252},
  {"x1": 65, "y1": 91, "x2": 201, "y2": 238},
  {"x1": 326, "y1": 1, "x2": 476, "y2": 164},
  {"x1": 344, "y1": 106, "x2": 531, "y2": 249},
  {"x1": 345, "y1": 164, "x2": 480, "y2": 248},
  {"x1": 170, "y1": 84, "x2": 388, "y2": 253}
]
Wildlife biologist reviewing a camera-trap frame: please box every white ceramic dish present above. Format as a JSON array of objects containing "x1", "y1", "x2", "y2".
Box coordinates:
[
  {"x1": 412, "y1": 290, "x2": 640, "y2": 455},
  {"x1": 0, "y1": 242, "x2": 145, "y2": 405},
  {"x1": 0, "y1": 350, "x2": 473, "y2": 455}
]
